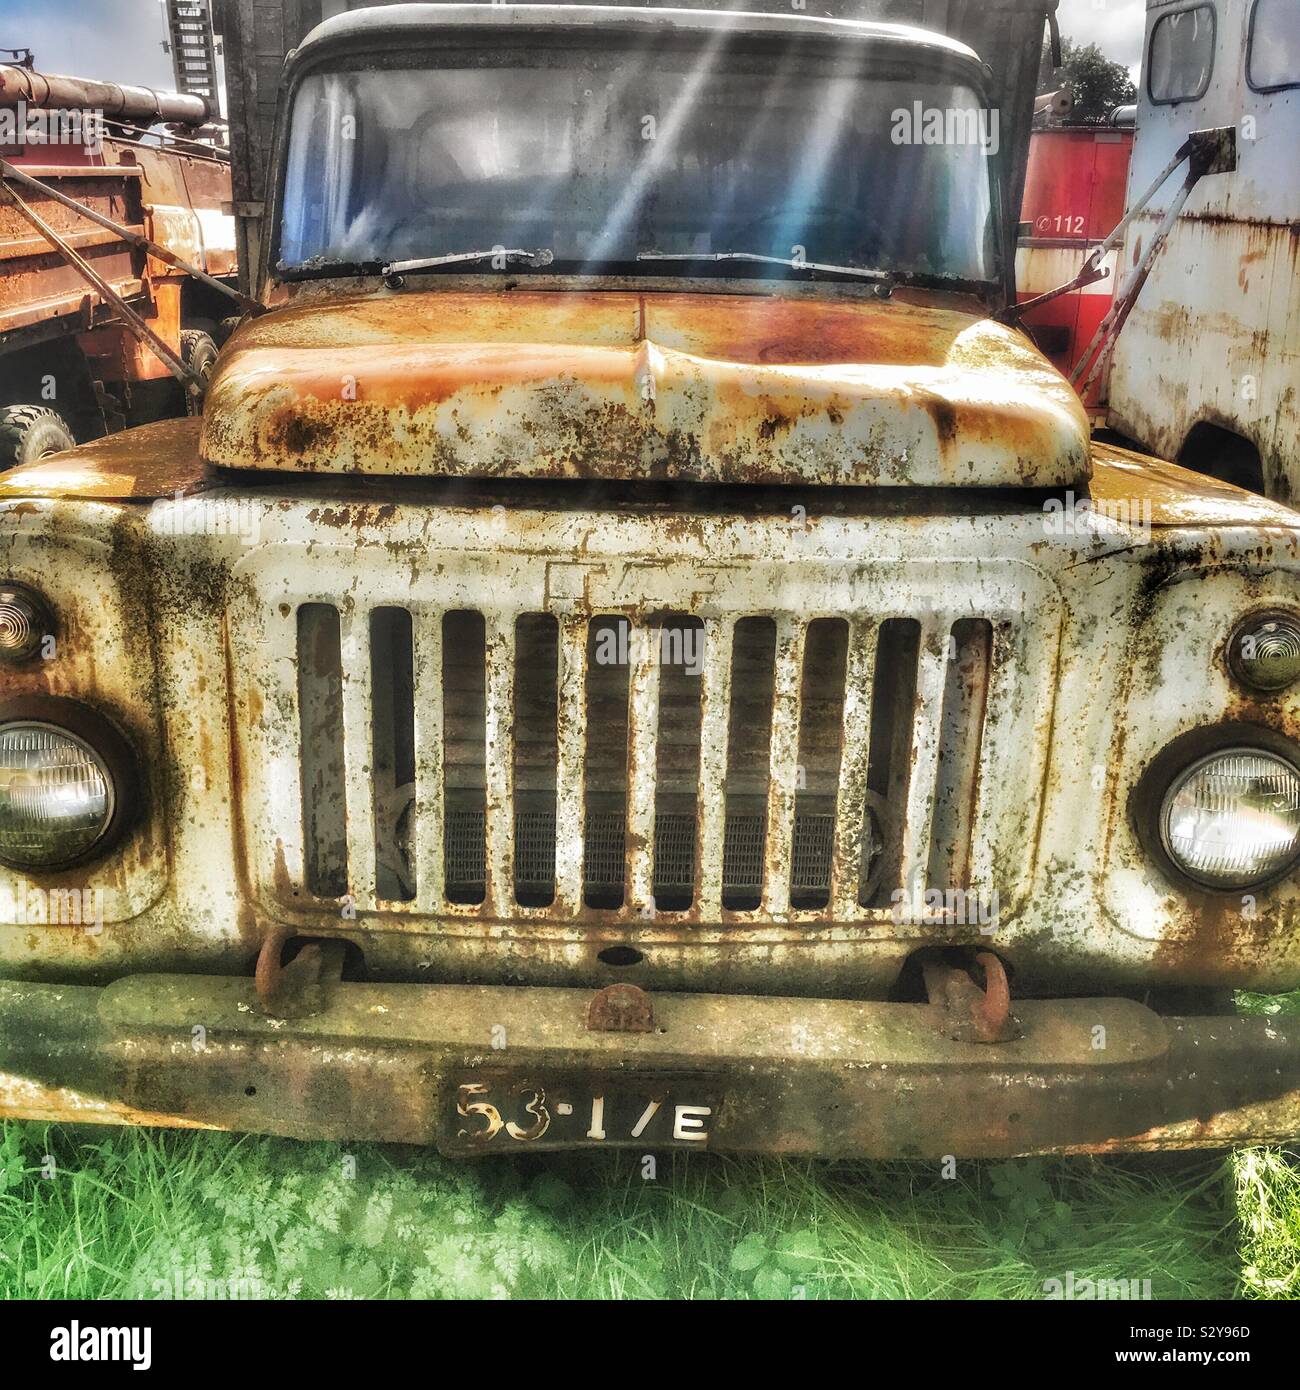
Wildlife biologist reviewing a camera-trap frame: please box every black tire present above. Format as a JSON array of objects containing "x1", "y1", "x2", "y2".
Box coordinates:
[
  {"x1": 180, "y1": 329, "x2": 220, "y2": 416},
  {"x1": 216, "y1": 315, "x2": 244, "y2": 348},
  {"x1": 0, "y1": 404, "x2": 77, "y2": 472}
]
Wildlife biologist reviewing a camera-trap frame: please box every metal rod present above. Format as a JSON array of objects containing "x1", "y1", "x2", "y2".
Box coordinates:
[
  {"x1": 1072, "y1": 167, "x2": 1199, "y2": 396},
  {"x1": 101, "y1": 120, "x2": 230, "y2": 162},
  {"x1": 999, "y1": 141, "x2": 1192, "y2": 327},
  {"x1": 0, "y1": 157, "x2": 260, "y2": 314}
]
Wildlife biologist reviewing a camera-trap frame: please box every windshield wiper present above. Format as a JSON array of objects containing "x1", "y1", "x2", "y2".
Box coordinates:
[
  {"x1": 636, "y1": 250, "x2": 894, "y2": 289},
  {"x1": 279, "y1": 256, "x2": 384, "y2": 282},
  {"x1": 382, "y1": 247, "x2": 554, "y2": 281}
]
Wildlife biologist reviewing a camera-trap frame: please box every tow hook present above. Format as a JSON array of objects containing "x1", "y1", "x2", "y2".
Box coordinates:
[
  {"x1": 923, "y1": 950, "x2": 1021, "y2": 1044},
  {"x1": 586, "y1": 982, "x2": 655, "y2": 1033},
  {"x1": 255, "y1": 931, "x2": 347, "y2": 1018}
]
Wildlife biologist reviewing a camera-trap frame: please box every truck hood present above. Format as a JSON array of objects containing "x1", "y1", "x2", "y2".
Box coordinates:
[{"x1": 200, "y1": 288, "x2": 1091, "y2": 488}]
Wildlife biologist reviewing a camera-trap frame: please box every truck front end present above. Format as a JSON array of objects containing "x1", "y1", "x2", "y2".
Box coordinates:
[{"x1": 3, "y1": 4, "x2": 1300, "y2": 1157}]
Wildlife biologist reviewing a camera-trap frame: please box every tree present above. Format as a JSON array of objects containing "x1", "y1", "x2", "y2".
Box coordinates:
[{"x1": 1038, "y1": 36, "x2": 1137, "y2": 124}]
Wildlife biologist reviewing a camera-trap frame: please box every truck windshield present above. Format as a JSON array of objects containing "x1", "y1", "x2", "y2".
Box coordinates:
[{"x1": 278, "y1": 42, "x2": 996, "y2": 284}]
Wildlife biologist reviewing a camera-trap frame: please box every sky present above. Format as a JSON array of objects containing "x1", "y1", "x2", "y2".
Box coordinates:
[
  {"x1": 1058, "y1": 0, "x2": 1148, "y2": 78},
  {"x1": 1, "y1": 0, "x2": 1148, "y2": 89},
  {"x1": 2, "y1": 0, "x2": 178, "y2": 90}
]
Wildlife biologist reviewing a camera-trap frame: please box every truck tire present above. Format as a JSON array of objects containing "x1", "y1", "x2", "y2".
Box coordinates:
[
  {"x1": 180, "y1": 329, "x2": 220, "y2": 416},
  {"x1": 0, "y1": 405, "x2": 77, "y2": 472}
]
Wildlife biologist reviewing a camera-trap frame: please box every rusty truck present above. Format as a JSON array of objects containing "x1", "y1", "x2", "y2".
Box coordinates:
[
  {"x1": 0, "y1": 61, "x2": 238, "y2": 469},
  {"x1": 3, "y1": 0, "x2": 1300, "y2": 1158}
]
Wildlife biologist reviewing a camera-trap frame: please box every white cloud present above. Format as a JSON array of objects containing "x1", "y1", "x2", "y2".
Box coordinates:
[
  {"x1": 4, "y1": 0, "x2": 175, "y2": 90},
  {"x1": 1057, "y1": 0, "x2": 1148, "y2": 77}
]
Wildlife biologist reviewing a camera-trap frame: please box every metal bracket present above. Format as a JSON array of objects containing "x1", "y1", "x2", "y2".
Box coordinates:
[
  {"x1": 587, "y1": 982, "x2": 655, "y2": 1033},
  {"x1": 255, "y1": 931, "x2": 347, "y2": 1019},
  {"x1": 923, "y1": 951, "x2": 1021, "y2": 1044}
]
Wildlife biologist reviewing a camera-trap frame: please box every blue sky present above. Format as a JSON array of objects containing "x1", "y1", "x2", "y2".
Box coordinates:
[
  {"x1": 2, "y1": 0, "x2": 177, "y2": 88},
  {"x1": 1, "y1": 0, "x2": 1147, "y2": 89}
]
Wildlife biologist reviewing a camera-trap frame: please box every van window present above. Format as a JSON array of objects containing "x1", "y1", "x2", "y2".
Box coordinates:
[
  {"x1": 1148, "y1": 5, "x2": 1216, "y2": 102},
  {"x1": 1248, "y1": 0, "x2": 1300, "y2": 91}
]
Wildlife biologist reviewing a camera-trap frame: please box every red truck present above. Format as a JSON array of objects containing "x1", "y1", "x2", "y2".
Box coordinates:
[{"x1": 0, "y1": 61, "x2": 237, "y2": 469}]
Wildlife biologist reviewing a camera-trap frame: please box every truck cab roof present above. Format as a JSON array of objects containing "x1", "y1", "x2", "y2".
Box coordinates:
[{"x1": 292, "y1": 2, "x2": 984, "y2": 69}]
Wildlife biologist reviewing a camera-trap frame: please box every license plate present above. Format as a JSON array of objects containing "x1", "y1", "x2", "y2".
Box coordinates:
[{"x1": 443, "y1": 1074, "x2": 723, "y2": 1153}]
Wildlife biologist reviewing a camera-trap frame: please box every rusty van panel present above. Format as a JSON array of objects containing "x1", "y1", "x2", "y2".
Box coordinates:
[
  {"x1": 200, "y1": 289, "x2": 1092, "y2": 488},
  {"x1": 1108, "y1": 214, "x2": 1300, "y2": 503}
]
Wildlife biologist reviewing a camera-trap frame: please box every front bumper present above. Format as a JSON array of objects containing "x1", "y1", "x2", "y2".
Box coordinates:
[{"x1": 2, "y1": 975, "x2": 1299, "y2": 1157}]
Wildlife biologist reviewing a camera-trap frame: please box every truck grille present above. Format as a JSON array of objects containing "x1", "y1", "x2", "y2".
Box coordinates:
[{"x1": 286, "y1": 600, "x2": 1003, "y2": 923}]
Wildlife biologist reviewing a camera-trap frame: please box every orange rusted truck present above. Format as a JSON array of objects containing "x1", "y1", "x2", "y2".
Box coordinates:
[
  {"x1": 3, "y1": 1, "x2": 1300, "y2": 1158},
  {"x1": 0, "y1": 62, "x2": 238, "y2": 469}
]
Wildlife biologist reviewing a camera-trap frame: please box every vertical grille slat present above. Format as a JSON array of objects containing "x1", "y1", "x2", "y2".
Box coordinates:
[
  {"x1": 928, "y1": 618, "x2": 994, "y2": 894},
  {"x1": 830, "y1": 619, "x2": 878, "y2": 917},
  {"x1": 297, "y1": 603, "x2": 346, "y2": 899},
  {"x1": 411, "y1": 609, "x2": 446, "y2": 913},
  {"x1": 762, "y1": 618, "x2": 806, "y2": 916},
  {"x1": 483, "y1": 615, "x2": 516, "y2": 915},
  {"x1": 625, "y1": 625, "x2": 661, "y2": 916},
  {"x1": 552, "y1": 615, "x2": 588, "y2": 915},
  {"x1": 896, "y1": 620, "x2": 951, "y2": 906},
  {"x1": 696, "y1": 615, "x2": 735, "y2": 918},
  {"x1": 967, "y1": 621, "x2": 1012, "y2": 896},
  {"x1": 339, "y1": 606, "x2": 378, "y2": 910}
]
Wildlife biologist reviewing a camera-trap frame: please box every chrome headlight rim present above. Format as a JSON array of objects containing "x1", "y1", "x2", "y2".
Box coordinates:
[
  {"x1": 1136, "y1": 724, "x2": 1300, "y2": 895},
  {"x1": 1226, "y1": 608, "x2": 1300, "y2": 693},
  {"x1": 0, "y1": 696, "x2": 138, "y2": 873},
  {"x1": 0, "y1": 581, "x2": 56, "y2": 668}
]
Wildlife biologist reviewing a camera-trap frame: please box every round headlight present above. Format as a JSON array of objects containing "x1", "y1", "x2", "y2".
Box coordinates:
[
  {"x1": 1228, "y1": 612, "x2": 1300, "y2": 692},
  {"x1": 1160, "y1": 748, "x2": 1300, "y2": 889},
  {"x1": 0, "y1": 723, "x2": 114, "y2": 870},
  {"x1": 0, "y1": 584, "x2": 54, "y2": 666}
]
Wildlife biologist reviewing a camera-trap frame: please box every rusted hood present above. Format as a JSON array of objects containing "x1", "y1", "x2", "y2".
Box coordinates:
[{"x1": 200, "y1": 288, "x2": 1092, "y2": 488}]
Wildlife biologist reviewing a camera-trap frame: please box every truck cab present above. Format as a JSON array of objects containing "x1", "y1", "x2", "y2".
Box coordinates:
[
  {"x1": 1106, "y1": 0, "x2": 1300, "y2": 500},
  {"x1": 3, "y1": 3, "x2": 1300, "y2": 1157}
]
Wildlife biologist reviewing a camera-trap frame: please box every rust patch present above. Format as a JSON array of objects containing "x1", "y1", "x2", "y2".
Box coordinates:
[
  {"x1": 198, "y1": 286, "x2": 1091, "y2": 489},
  {"x1": 586, "y1": 982, "x2": 655, "y2": 1033}
]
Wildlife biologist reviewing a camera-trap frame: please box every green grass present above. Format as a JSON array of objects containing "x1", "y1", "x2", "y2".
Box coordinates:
[
  {"x1": 1, "y1": 990, "x2": 1297, "y2": 1299},
  {"x1": 0, "y1": 1126, "x2": 1285, "y2": 1300}
]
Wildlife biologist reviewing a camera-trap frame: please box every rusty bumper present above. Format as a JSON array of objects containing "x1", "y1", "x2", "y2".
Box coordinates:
[{"x1": 2, "y1": 976, "x2": 1300, "y2": 1157}]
